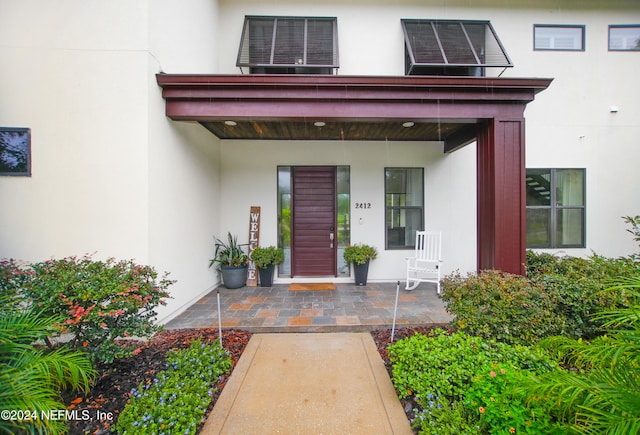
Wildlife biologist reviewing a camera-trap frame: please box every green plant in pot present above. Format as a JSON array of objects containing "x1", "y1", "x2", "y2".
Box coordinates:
[
  {"x1": 344, "y1": 243, "x2": 378, "y2": 286},
  {"x1": 250, "y1": 246, "x2": 284, "y2": 287},
  {"x1": 209, "y1": 232, "x2": 249, "y2": 289}
]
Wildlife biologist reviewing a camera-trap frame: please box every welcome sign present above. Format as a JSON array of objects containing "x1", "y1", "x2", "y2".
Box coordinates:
[{"x1": 247, "y1": 206, "x2": 260, "y2": 286}]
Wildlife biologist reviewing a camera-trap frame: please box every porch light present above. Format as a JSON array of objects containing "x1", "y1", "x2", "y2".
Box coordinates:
[
  {"x1": 314, "y1": 121, "x2": 326, "y2": 127},
  {"x1": 224, "y1": 120, "x2": 237, "y2": 126},
  {"x1": 402, "y1": 121, "x2": 415, "y2": 128}
]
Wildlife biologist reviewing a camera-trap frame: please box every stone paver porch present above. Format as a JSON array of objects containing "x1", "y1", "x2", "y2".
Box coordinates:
[{"x1": 165, "y1": 282, "x2": 452, "y2": 332}]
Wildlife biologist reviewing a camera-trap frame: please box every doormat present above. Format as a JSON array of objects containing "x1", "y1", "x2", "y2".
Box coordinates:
[{"x1": 288, "y1": 283, "x2": 335, "y2": 291}]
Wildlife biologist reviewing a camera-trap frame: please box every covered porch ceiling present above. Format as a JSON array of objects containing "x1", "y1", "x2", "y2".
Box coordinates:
[{"x1": 155, "y1": 74, "x2": 552, "y2": 152}]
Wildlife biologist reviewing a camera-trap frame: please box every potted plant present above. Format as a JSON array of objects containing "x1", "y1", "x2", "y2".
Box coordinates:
[
  {"x1": 249, "y1": 246, "x2": 285, "y2": 287},
  {"x1": 209, "y1": 232, "x2": 249, "y2": 289},
  {"x1": 343, "y1": 243, "x2": 378, "y2": 286}
]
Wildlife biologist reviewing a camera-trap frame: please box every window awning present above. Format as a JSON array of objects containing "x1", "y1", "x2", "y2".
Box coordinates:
[
  {"x1": 402, "y1": 19, "x2": 512, "y2": 75},
  {"x1": 237, "y1": 16, "x2": 339, "y2": 71}
]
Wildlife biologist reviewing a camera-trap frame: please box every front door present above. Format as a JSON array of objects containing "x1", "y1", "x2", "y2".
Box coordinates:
[{"x1": 291, "y1": 166, "x2": 337, "y2": 276}]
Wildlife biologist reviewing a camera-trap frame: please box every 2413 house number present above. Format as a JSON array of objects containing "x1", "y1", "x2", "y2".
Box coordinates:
[{"x1": 355, "y1": 202, "x2": 372, "y2": 209}]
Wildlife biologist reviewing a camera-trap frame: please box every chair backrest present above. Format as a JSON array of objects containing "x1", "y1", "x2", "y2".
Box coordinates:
[{"x1": 414, "y1": 231, "x2": 441, "y2": 262}]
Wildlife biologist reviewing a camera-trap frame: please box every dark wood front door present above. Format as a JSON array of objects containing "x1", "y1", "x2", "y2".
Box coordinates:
[{"x1": 291, "y1": 166, "x2": 337, "y2": 276}]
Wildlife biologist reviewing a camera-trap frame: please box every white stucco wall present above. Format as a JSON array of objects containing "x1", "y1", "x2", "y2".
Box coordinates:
[
  {"x1": 1, "y1": 0, "x2": 638, "y2": 323},
  {"x1": 215, "y1": 0, "x2": 640, "y2": 261},
  {"x1": 0, "y1": 1, "x2": 225, "y2": 323},
  {"x1": 147, "y1": 0, "x2": 223, "y2": 322},
  {"x1": 219, "y1": 140, "x2": 477, "y2": 282},
  {"x1": 509, "y1": 7, "x2": 640, "y2": 258},
  {"x1": 0, "y1": 1, "x2": 150, "y2": 262}
]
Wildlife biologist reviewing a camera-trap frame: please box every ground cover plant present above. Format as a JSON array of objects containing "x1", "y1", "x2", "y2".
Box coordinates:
[
  {"x1": 115, "y1": 338, "x2": 231, "y2": 434},
  {"x1": 387, "y1": 329, "x2": 561, "y2": 434},
  {"x1": 66, "y1": 329, "x2": 250, "y2": 435}
]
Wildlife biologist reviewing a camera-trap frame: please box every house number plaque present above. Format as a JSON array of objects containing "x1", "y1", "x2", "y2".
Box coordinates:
[
  {"x1": 354, "y1": 202, "x2": 372, "y2": 209},
  {"x1": 247, "y1": 206, "x2": 260, "y2": 286}
]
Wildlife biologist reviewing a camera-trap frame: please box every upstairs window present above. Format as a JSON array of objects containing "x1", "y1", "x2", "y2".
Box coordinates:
[
  {"x1": 608, "y1": 25, "x2": 640, "y2": 51},
  {"x1": 402, "y1": 19, "x2": 512, "y2": 76},
  {"x1": 237, "y1": 16, "x2": 339, "y2": 74},
  {"x1": 534, "y1": 25, "x2": 585, "y2": 51}
]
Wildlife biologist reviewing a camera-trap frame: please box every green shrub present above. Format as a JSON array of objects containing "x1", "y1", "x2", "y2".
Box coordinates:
[
  {"x1": 343, "y1": 243, "x2": 378, "y2": 265},
  {"x1": 523, "y1": 276, "x2": 640, "y2": 434},
  {"x1": 115, "y1": 338, "x2": 232, "y2": 434},
  {"x1": 388, "y1": 330, "x2": 560, "y2": 434},
  {"x1": 623, "y1": 215, "x2": 640, "y2": 262},
  {"x1": 0, "y1": 293, "x2": 95, "y2": 435},
  {"x1": 526, "y1": 251, "x2": 636, "y2": 339},
  {"x1": 14, "y1": 255, "x2": 174, "y2": 364},
  {"x1": 465, "y1": 362, "x2": 558, "y2": 435},
  {"x1": 441, "y1": 270, "x2": 564, "y2": 345},
  {"x1": 0, "y1": 259, "x2": 26, "y2": 299},
  {"x1": 249, "y1": 246, "x2": 285, "y2": 267},
  {"x1": 442, "y1": 254, "x2": 638, "y2": 345}
]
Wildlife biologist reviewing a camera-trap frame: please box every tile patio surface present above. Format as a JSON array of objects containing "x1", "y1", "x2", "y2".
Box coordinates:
[{"x1": 165, "y1": 282, "x2": 452, "y2": 332}]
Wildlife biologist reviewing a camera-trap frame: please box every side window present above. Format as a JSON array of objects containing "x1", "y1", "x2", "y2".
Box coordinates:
[
  {"x1": 526, "y1": 168, "x2": 586, "y2": 248},
  {"x1": 534, "y1": 25, "x2": 585, "y2": 51},
  {"x1": 385, "y1": 168, "x2": 424, "y2": 249},
  {"x1": 608, "y1": 25, "x2": 640, "y2": 51}
]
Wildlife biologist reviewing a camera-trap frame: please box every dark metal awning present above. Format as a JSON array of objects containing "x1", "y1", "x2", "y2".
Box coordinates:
[
  {"x1": 237, "y1": 16, "x2": 339, "y2": 71},
  {"x1": 402, "y1": 19, "x2": 513, "y2": 75}
]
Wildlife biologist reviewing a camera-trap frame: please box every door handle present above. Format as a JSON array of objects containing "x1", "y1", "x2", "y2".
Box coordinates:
[{"x1": 329, "y1": 226, "x2": 335, "y2": 248}]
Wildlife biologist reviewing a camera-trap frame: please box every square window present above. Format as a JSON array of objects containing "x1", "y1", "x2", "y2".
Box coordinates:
[
  {"x1": 534, "y1": 25, "x2": 585, "y2": 51},
  {"x1": 0, "y1": 127, "x2": 31, "y2": 176},
  {"x1": 609, "y1": 25, "x2": 640, "y2": 51},
  {"x1": 526, "y1": 208, "x2": 551, "y2": 247},
  {"x1": 526, "y1": 168, "x2": 586, "y2": 249}
]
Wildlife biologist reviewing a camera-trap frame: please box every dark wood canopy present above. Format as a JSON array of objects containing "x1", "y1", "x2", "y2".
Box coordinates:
[{"x1": 156, "y1": 74, "x2": 552, "y2": 275}]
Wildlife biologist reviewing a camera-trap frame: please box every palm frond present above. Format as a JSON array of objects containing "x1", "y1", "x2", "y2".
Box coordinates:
[
  {"x1": 0, "y1": 293, "x2": 94, "y2": 435},
  {"x1": 526, "y1": 275, "x2": 640, "y2": 433}
]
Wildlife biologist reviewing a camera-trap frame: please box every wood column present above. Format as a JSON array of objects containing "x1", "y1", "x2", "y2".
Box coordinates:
[{"x1": 477, "y1": 118, "x2": 526, "y2": 275}]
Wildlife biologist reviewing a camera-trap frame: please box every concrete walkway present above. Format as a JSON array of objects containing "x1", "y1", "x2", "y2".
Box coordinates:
[{"x1": 201, "y1": 333, "x2": 412, "y2": 434}]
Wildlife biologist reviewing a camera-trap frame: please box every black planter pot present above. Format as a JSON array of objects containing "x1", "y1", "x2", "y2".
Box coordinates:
[
  {"x1": 220, "y1": 265, "x2": 248, "y2": 289},
  {"x1": 258, "y1": 264, "x2": 275, "y2": 287},
  {"x1": 353, "y1": 259, "x2": 370, "y2": 286}
]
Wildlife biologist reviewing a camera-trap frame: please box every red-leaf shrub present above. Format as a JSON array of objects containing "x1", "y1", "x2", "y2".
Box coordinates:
[{"x1": 19, "y1": 255, "x2": 174, "y2": 364}]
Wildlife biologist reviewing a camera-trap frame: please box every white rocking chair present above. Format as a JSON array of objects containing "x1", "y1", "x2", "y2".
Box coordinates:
[{"x1": 406, "y1": 231, "x2": 443, "y2": 293}]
